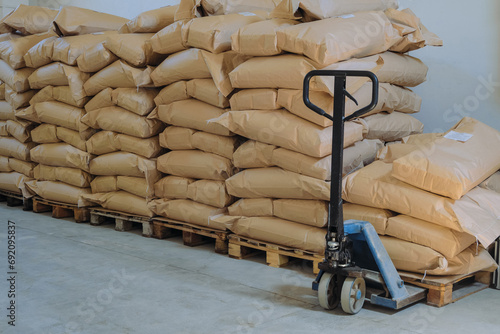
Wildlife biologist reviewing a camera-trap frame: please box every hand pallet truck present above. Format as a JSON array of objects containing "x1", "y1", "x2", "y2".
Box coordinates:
[{"x1": 303, "y1": 70, "x2": 427, "y2": 314}]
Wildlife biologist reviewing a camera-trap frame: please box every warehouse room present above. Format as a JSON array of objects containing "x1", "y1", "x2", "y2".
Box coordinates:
[{"x1": 0, "y1": 0, "x2": 499, "y2": 333}]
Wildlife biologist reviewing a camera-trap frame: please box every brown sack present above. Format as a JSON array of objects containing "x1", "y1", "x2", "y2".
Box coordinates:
[
  {"x1": 104, "y1": 33, "x2": 162, "y2": 67},
  {"x1": 84, "y1": 88, "x2": 114, "y2": 112},
  {"x1": 86, "y1": 131, "x2": 119, "y2": 156},
  {"x1": 52, "y1": 6, "x2": 128, "y2": 36},
  {"x1": 0, "y1": 101, "x2": 15, "y2": 120},
  {"x1": 402, "y1": 132, "x2": 443, "y2": 145},
  {"x1": 6, "y1": 120, "x2": 34, "y2": 143},
  {"x1": 0, "y1": 83, "x2": 5, "y2": 99},
  {"x1": 150, "y1": 20, "x2": 190, "y2": 55},
  {"x1": 212, "y1": 109, "x2": 364, "y2": 158},
  {"x1": 0, "y1": 32, "x2": 54, "y2": 69},
  {"x1": 1, "y1": 5, "x2": 58, "y2": 35},
  {"x1": 116, "y1": 176, "x2": 154, "y2": 199},
  {"x1": 233, "y1": 140, "x2": 276, "y2": 169},
  {"x1": 343, "y1": 203, "x2": 394, "y2": 235},
  {"x1": 297, "y1": 0, "x2": 399, "y2": 20},
  {"x1": 83, "y1": 60, "x2": 154, "y2": 96},
  {"x1": 31, "y1": 124, "x2": 59, "y2": 143},
  {"x1": 148, "y1": 198, "x2": 227, "y2": 229},
  {"x1": 111, "y1": 88, "x2": 158, "y2": 116},
  {"x1": 56, "y1": 127, "x2": 87, "y2": 152},
  {"x1": 480, "y1": 171, "x2": 500, "y2": 194},
  {"x1": 202, "y1": 0, "x2": 281, "y2": 16},
  {"x1": 273, "y1": 199, "x2": 327, "y2": 227},
  {"x1": 23, "y1": 36, "x2": 56, "y2": 69},
  {"x1": 175, "y1": 0, "x2": 204, "y2": 21},
  {"x1": 0, "y1": 121, "x2": 8, "y2": 136},
  {"x1": 0, "y1": 156, "x2": 12, "y2": 172},
  {"x1": 226, "y1": 167, "x2": 330, "y2": 200},
  {"x1": 191, "y1": 131, "x2": 240, "y2": 159},
  {"x1": 154, "y1": 176, "x2": 194, "y2": 199},
  {"x1": 230, "y1": 89, "x2": 279, "y2": 111},
  {"x1": 76, "y1": 43, "x2": 119, "y2": 73},
  {"x1": 187, "y1": 79, "x2": 229, "y2": 108},
  {"x1": 52, "y1": 32, "x2": 117, "y2": 66},
  {"x1": 0, "y1": 60, "x2": 34, "y2": 93},
  {"x1": 231, "y1": 18, "x2": 298, "y2": 56},
  {"x1": 25, "y1": 180, "x2": 92, "y2": 207},
  {"x1": 89, "y1": 152, "x2": 161, "y2": 182},
  {"x1": 30, "y1": 143, "x2": 92, "y2": 171},
  {"x1": 386, "y1": 215, "x2": 476, "y2": 259},
  {"x1": 276, "y1": 11, "x2": 400, "y2": 67},
  {"x1": 0, "y1": 137, "x2": 36, "y2": 161},
  {"x1": 90, "y1": 176, "x2": 118, "y2": 194},
  {"x1": 377, "y1": 143, "x2": 419, "y2": 163},
  {"x1": 52, "y1": 86, "x2": 89, "y2": 108},
  {"x1": 342, "y1": 161, "x2": 500, "y2": 246},
  {"x1": 154, "y1": 81, "x2": 189, "y2": 106},
  {"x1": 9, "y1": 159, "x2": 36, "y2": 178},
  {"x1": 201, "y1": 50, "x2": 250, "y2": 97},
  {"x1": 82, "y1": 106, "x2": 164, "y2": 139},
  {"x1": 116, "y1": 134, "x2": 163, "y2": 159},
  {"x1": 0, "y1": 172, "x2": 31, "y2": 195},
  {"x1": 159, "y1": 126, "x2": 196, "y2": 150},
  {"x1": 34, "y1": 164, "x2": 93, "y2": 188},
  {"x1": 186, "y1": 13, "x2": 263, "y2": 53},
  {"x1": 232, "y1": 216, "x2": 326, "y2": 253},
  {"x1": 82, "y1": 191, "x2": 154, "y2": 217},
  {"x1": 155, "y1": 99, "x2": 231, "y2": 136},
  {"x1": 393, "y1": 118, "x2": 500, "y2": 200},
  {"x1": 228, "y1": 198, "x2": 274, "y2": 217},
  {"x1": 34, "y1": 101, "x2": 84, "y2": 131},
  {"x1": 187, "y1": 179, "x2": 234, "y2": 208},
  {"x1": 5, "y1": 85, "x2": 36, "y2": 109},
  {"x1": 157, "y1": 150, "x2": 235, "y2": 181},
  {"x1": 121, "y1": 6, "x2": 178, "y2": 34},
  {"x1": 362, "y1": 112, "x2": 424, "y2": 142}
]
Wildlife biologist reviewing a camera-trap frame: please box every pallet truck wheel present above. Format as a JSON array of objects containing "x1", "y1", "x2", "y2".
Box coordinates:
[
  {"x1": 318, "y1": 273, "x2": 341, "y2": 310},
  {"x1": 341, "y1": 277, "x2": 366, "y2": 314}
]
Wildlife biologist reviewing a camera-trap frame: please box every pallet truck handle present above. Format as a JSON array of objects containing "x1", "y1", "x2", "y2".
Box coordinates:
[{"x1": 303, "y1": 70, "x2": 379, "y2": 122}]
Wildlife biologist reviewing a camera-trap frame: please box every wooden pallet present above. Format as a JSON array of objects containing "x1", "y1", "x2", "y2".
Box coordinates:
[
  {"x1": 151, "y1": 218, "x2": 230, "y2": 254},
  {"x1": 0, "y1": 190, "x2": 32, "y2": 211},
  {"x1": 90, "y1": 208, "x2": 153, "y2": 237},
  {"x1": 400, "y1": 271, "x2": 492, "y2": 307},
  {"x1": 228, "y1": 235, "x2": 324, "y2": 274},
  {"x1": 32, "y1": 197, "x2": 90, "y2": 223}
]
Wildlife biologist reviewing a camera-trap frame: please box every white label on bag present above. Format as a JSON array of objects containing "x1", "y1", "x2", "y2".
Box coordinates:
[{"x1": 444, "y1": 131, "x2": 473, "y2": 142}]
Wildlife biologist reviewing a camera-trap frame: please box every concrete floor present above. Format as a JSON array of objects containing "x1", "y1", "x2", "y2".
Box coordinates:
[{"x1": 0, "y1": 204, "x2": 499, "y2": 334}]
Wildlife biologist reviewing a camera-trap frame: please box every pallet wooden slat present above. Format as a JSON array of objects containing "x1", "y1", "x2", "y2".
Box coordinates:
[
  {"x1": 32, "y1": 197, "x2": 90, "y2": 223},
  {"x1": 89, "y1": 209, "x2": 153, "y2": 237},
  {"x1": 0, "y1": 190, "x2": 33, "y2": 211}
]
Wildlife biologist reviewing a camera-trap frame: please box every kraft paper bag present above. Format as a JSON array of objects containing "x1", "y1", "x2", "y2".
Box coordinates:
[
  {"x1": 343, "y1": 203, "x2": 394, "y2": 235},
  {"x1": 393, "y1": 117, "x2": 500, "y2": 200},
  {"x1": 273, "y1": 199, "x2": 328, "y2": 228},
  {"x1": 85, "y1": 131, "x2": 120, "y2": 156},
  {"x1": 34, "y1": 101, "x2": 84, "y2": 131},
  {"x1": 154, "y1": 81, "x2": 189, "y2": 106},
  {"x1": 84, "y1": 88, "x2": 114, "y2": 112},
  {"x1": 0, "y1": 5, "x2": 58, "y2": 35},
  {"x1": 121, "y1": 6, "x2": 178, "y2": 34},
  {"x1": 104, "y1": 33, "x2": 163, "y2": 67},
  {"x1": 116, "y1": 176, "x2": 155, "y2": 199},
  {"x1": 116, "y1": 134, "x2": 163, "y2": 159},
  {"x1": 0, "y1": 60, "x2": 35, "y2": 92},
  {"x1": 154, "y1": 176, "x2": 194, "y2": 199},
  {"x1": 342, "y1": 161, "x2": 500, "y2": 247},
  {"x1": 148, "y1": 198, "x2": 227, "y2": 229},
  {"x1": 34, "y1": 164, "x2": 93, "y2": 188},
  {"x1": 30, "y1": 143, "x2": 93, "y2": 171},
  {"x1": 276, "y1": 11, "x2": 400, "y2": 67},
  {"x1": 0, "y1": 121, "x2": 8, "y2": 136},
  {"x1": 230, "y1": 89, "x2": 279, "y2": 111},
  {"x1": 23, "y1": 36, "x2": 57, "y2": 69},
  {"x1": 232, "y1": 140, "x2": 276, "y2": 169},
  {"x1": 0, "y1": 156, "x2": 12, "y2": 172},
  {"x1": 187, "y1": 79, "x2": 229, "y2": 108},
  {"x1": 111, "y1": 88, "x2": 159, "y2": 116},
  {"x1": 0, "y1": 83, "x2": 5, "y2": 99},
  {"x1": 89, "y1": 152, "x2": 161, "y2": 182},
  {"x1": 82, "y1": 106, "x2": 164, "y2": 139},
  {"x1": 53, "y1": 6, "x2": 128, "y2": 36},
  {"x1": 191, "y1": 131, "x2": 241, "y2": 160},
  {"x1": 0, "y1": 137, "x2": 36, "y2": 161},
  {"x1": 150, "y1": 19, "x2": 190, "y2": 55},
  {"x1": 0, "y1": 32, "x2": 54, "y2": 69},
  {"x1": 51, "y1": 32, "x2": 117, "y2": 66},
  {"x1": 159, "y1": 126, "x2": 196, "y2": 150},
  {"x1": 185, "y1": 13, "x2": 263, "y2": 54},
  {"x1": 402, "y1": 132, "x2": 443, "y2": 145},
  {"x1": 361, "y1": 112, "x2": 424, "y2": 142},
  {"x1": 231, "y1": 18, "x2": 298, "y2": 56},
  {"x1": 0, "y1": 101, "x2": 16, "y2": 120},
  {"x1": 174, "y1": 0, "x2": 204, "y2": 21},
  {"x1": 5, "y1": 85, "x2": 36, "y2": 109},
  {"x1": 6, "y1": 120, "x2": 34, "y2": 143},
  {"x1": 480, "y1": 171, "x2": 500, "y2": 194},
  {"x1": 201, "y1": 50, "x2": 250, "y2": 97},
  {"x1": 187, "y1": 179, "x2": 234, "y2": 208},
  {"x1": 228, "y1": 198, "x2": 274, "y2": 217},
  {"x1": 226, "y1": 167, "x2": 330, "y2": 201},
  {"x1": 386, "y1": 215, "x2": 476, "y2": 259},
  {"x1": 31, "y1": 124, "x2": 59, "y2": 143},
  {"x1": 77, "y1": 43, "x2": 119, "y2": 73},
  {"x1": 376, "y1": 143, "x2": 420, "y2": 163},
  {"x1": 90, "y1": 176, "x2": 118, "y2": 194},
  {"x1": 155, "y1": 99, "x2": 231, "y2": 136},
  {"x1": 0, "y1": 172, "x2": 31, "y2": 195},
  {"x1": 25, "y1": 180, "x2": 92, "y2": 207},
  {"x1": 157, "y1": 150, "x2": 235, "y2": 181},
  {"x1": 212, "y1": 109, "x2": 364, "y2": 158},
  {"x1": 202, "y1": 0, "x2": 281, "y2": 16},
  {"x1": 83, "y1": 191, "x2": 154, "y2": 217},
  {"x1": 297, "y1": 0, "x2": 399, "y2": 20},
  {"x1": 31, "y1": 86, "x2": 88, "y2": 109},
  {"x1": 231, "y1": 216, "x2": 326, "y2": 254},
  {"x1": 9, "y1": 159, "x2": 36, "y2": 178},
  {"x1": 83, "y1": 60, "x2": 154, "y2": 96}
]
